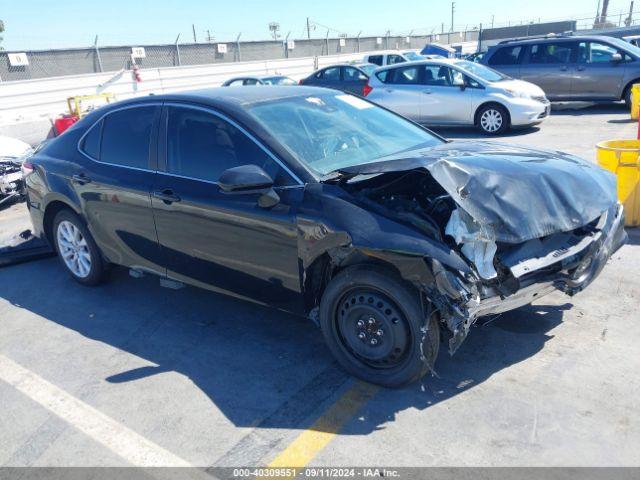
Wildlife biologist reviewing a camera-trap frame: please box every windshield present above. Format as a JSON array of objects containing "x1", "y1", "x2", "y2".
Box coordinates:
[
  {"x1": 263, "y1": 76, "x2": 297, "y2": 85},
  {"x1": 248, "y1": 93, "x2": 442, "y2": 175},
  {"x1": 455, "y1": 60, "x2": 509, "y2": 82},
  {"x1": 403, "y1": 51, "x2": 423, "y2": 61},
  {"x1": 605, "y1": 36, "x2": 640, "y2": 57}
]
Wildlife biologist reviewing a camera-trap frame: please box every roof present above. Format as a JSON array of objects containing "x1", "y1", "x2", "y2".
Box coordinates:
[{"x1": 495, "y1": 34, "x2": 618, "y2": 46}]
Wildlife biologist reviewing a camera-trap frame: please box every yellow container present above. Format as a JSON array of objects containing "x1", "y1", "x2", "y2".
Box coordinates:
[
  {"x1": 631, "y1": 84, "x2": 640, "y2": 120},
  {"x1": 596, "y1": 140, "x2": 640, "y2": 227}
]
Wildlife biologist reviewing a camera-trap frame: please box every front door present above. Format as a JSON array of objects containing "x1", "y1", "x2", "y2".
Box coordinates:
[
  {"x1": 572, "y1": 40, "x2": 629, "y2": 100},
  {"x1": 419, "y1": 65, "x2": 476, "y2": 125},
  {"x1": 151, "y1": 104, "x2": 304, "y2": 312}
]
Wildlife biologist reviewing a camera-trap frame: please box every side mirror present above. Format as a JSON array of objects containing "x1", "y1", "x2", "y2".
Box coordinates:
[
  {"x1": 218, "y1": 164, "x2": 274, "y2": 193},
  {"x1": 611, "y1": 53, "x2": 623, "y2": 63},
  {"x1": 452, "y1": 75, "x2": 466, "y2": 89}
]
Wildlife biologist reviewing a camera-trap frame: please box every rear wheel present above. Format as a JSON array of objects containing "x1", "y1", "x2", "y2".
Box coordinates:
[
  {"x1": 319, "y1": 265, "x2": 440, "y2": 388},
  {"x1": 477, "y1": 104, "x2": 509, "y2": 135},
  {"x1": 53, "y1": 210, "x2": 107, "y2": 286}
]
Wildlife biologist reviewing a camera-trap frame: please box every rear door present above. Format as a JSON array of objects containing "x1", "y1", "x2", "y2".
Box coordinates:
[
  {"x1": 573, "y1": 40, "x2": 629, "y2": 100},
  {"x1": 519, "y1": 41, "x2": 577, "y2": 99},
  {"x1": 310, "y1": 66, "x2": 343, "y2": 90},
  {"x1": 341, "y1": 66, "x2": 368, "y2": 95},
  {"x1": 151, "y1": 104, "x2": 304, "y2": 312},
  {"x1": 370, "y1": 65, "x2": 423, "y2": 122},
  {"x1": 76, "y1": 104, "x2": 163, "y2": 274}
]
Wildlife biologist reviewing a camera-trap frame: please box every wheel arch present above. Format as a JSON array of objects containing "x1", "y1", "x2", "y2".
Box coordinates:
[
  {"x1": 474, "y1": 101, "x2": 511, "y2": 126},
  {"x1": 42, "y1": 197, "x2": 81, "y2": 246},
  {"x1": 621, "y1": 78, "x2": 640, "y2": 101}
]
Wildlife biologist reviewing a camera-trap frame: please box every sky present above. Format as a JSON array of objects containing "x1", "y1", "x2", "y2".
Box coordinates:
[{"x1": 0, "y1": 0, "x2": 634, "y2": 51}]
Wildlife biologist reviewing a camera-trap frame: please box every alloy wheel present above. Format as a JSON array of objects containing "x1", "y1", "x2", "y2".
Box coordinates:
[{"x1": 56, "y1": 220, "x2": 92, "y2": 278}]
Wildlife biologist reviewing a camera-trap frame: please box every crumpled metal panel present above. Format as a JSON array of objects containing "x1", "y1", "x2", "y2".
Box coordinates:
[{"x1": 340, "y1": 141, "x2": 618, "y2": 244}]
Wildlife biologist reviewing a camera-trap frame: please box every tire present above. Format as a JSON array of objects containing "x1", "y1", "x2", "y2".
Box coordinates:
[
  {"x1": 319, "y1": 265, "x2": 440, "y2": 388},
  {"x1": 624, "y1": 85, "x2": 633, "y2": 109},
  {"x1": 477, "y1": 104, "x2": 509, "y2": 135},
  {"x1": 52, "y1": 209, "x2": 108, "y2": 286}
]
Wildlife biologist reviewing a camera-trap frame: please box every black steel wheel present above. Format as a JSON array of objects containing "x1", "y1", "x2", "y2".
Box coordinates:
[{"x1": 319, "y1": 265, "x2": 440, "y2": 388}]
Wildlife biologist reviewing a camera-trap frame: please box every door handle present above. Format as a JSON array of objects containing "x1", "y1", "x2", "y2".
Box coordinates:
[
  {"x1": 153, "y1": 189, "x2": 181, "y2": 204},
  {"x1": 385, "y1": 89, "x2": 394, "y2": 93},
  {"x1": 423, "y1": 90, "x2": 432, "y2": 94},
  {"x1": 560, "y1": 66, "x2": 568, "y2": 71},
  {"x1": 72, "y1": 174, "x2": 92, "y2": 185},
  {"x1": 577, "y1": 66, "x2": 586, "y2": 71}
]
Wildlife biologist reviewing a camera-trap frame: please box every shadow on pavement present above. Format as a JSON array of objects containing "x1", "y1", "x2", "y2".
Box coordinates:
[
  {"x1": 431, "y1": 126, "x2": 540, "y2": 141},
  {"x1": 0, "y1": 259, "x2": 568, "y2": 436}
]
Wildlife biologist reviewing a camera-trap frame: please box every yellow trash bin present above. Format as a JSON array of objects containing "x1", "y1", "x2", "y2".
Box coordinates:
[
  {"x1": 596, "y1": 140, "x2": 640, "y2": 227},
  {"x1": 631, "y1": 84, "x2": 640, "y2": 120}
]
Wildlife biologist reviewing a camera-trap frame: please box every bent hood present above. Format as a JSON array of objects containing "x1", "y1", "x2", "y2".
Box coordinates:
[{"x1": 341, "y1": 141, "x2": 618, "y2": 243}]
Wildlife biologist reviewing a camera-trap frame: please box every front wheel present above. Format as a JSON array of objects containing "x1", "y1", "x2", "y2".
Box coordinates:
[
  {"x1": 477, "y1": 104, "x2": 509, "y2": 135},
  {"x1": 319, "y1": 265, "x2": 440, "y2": 388},
  {"x1": 53, "y1": 209, "x2": 108, "y2": 286}
]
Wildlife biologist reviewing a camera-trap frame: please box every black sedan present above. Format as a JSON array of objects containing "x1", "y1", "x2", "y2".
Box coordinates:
[
  {"x1": 299, "y1": 63, "x2": 377, "y2": 96},
  {"x1": 24, "y1": 87, "x2": 626, "y2": 387}
]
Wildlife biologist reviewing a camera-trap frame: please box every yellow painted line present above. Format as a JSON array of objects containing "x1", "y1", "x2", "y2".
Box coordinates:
[{"x1": 267, "y1": 380, "x2": 379, "y2": 468}]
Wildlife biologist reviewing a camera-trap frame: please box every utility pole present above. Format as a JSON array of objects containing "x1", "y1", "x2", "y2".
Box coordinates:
[
  {"x1": 192, "y1": 24, "x2": 197, "y2": 43},
  {"x1": 306, "y1": 17, "x2": 311, "y2": 40},
  {"x1": 600, "y1": 0, "x2": 611, "y2": 26},
  {"x1": 491, "y1": 15, "x2": 495, "y2": 28},
  {"x1": 451, "y1": 2, "x2": 455, "y2": 32},
  {"x1": 626, "y1": 0, "x2": 635, "y2": 26}
]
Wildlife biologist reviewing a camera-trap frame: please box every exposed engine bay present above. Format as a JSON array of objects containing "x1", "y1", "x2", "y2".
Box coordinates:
[
  {"x1": 0, "y1": 158, "x2": 25, "y2": 206},
  {"x1": 341, "y1": 166, "x2": 626, "y2": 353}
]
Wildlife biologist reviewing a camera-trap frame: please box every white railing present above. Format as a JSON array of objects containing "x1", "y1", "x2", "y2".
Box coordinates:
[{"x1": 0, "y1": 51, "x2": 367, "y2": 126}]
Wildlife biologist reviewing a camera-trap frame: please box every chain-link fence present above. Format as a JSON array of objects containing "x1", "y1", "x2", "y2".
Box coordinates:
[{"x1": 0, "y1": 19, "x2": 604, "y2": 82}]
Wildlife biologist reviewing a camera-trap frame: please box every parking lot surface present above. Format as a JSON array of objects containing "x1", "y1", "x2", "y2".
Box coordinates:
[{"x1": 1, "y1": 104, "x2": 639, "y2": 468}]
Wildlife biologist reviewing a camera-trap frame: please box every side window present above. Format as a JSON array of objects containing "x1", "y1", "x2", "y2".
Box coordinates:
[
  {"x1": 166, "y1": 107, "x2": 294, "y2": 186},
  {"x1": 423, "y1": 65, "x2": 453, "y2": 86},
  {"x1": 228, "y1": 79, "x2": 245, "y2": 87},
  {"x1": 528, "y1": 42, "x2": 575, "y2": 64},
  {"x1": 100, "y1": 107, "x2": 156, "y2": 169},
  {"x1": 390, "y1": 66, "x2": 420, "y2": 84},
  {"x1": 343, "y1": 67, "x2": 367, "y2": 81},
  {"x1": 488, "y1": 46, "x2": 523, "y2": 66},
  {"x1": 368, "y1": 55, "x2": 383, "y2": 66},
  {"x1": 376, "y1": 70, "x2": 390, "y2": 83},
  {"x1": 244, "y1": 78, "x2": 260, "y2": 85},
  {"x1": 320, "y1": 67, "x2": 340, "y2": 81},
  {"x1": 578, "y1": 41, "x2": 626, "y2": 63},
  {"x1": 387, "y1": 54, "x2": 406, "y2": 65},
  {"x1": 81, "y1": 120, "x2": 102, "y2": 160}
]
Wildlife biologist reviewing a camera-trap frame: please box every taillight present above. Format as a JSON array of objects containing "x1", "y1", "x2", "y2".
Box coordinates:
[
  {"x1": 21, "y1": 161, "x2": 34, "y2": 175},
  {"x1": 362, "y1": 82, "x2": 373, "y2": 97},
  {"x1": 299, "y1": 78, "x2": 304, "y2": 85}
]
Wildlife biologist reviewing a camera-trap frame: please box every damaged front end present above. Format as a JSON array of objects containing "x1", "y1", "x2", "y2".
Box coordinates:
[{"x1": 338, "y1": 141, "x2": 628, "y2": 354}]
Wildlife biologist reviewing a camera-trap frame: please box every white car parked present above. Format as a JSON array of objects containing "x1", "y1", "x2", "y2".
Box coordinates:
[
  {"x1": 364, "y1": 58, "x2": 550, "y2": 134},
  {"x1": 363, "y1": 50, "x2": 423, "y2": 66}
]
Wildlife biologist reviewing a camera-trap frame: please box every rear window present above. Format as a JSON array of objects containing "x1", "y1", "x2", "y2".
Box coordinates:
[
  {"x1": 81, "y1": 120, "x2": 102, "y2": 160},
  {"x1": 488, "y1": 45, "x2": 524, "y2": 65},
  {"x1": 100, "y1": 107, "x2": 156, "y2": 169}
]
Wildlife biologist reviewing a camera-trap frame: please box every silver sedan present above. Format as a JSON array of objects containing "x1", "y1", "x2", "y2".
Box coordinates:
[{"x1": 364, "y1": 59, "x2": 550, "y2": 134}]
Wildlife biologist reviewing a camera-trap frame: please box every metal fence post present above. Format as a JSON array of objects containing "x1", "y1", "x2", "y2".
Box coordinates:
[
  {"x1": 356, "y1": 31, "x2": 362, "y2": 53},
  {"x1": 94, "y1": 35, "x2": 103, "y2": 73},
  {"x1": 175, "y1": 34, "x2": 181, "y2": 66},
  {"x1": 325, "y1": 30, "x2": 330, "y2": 56},
  {"x1": 235, "y1": 33, "x2": 242, "y2": 62}
]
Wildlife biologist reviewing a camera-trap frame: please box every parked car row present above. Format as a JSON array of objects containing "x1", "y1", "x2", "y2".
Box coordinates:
[{"x1": 217, "y1": 34, "x2": 636, "y2": 134}]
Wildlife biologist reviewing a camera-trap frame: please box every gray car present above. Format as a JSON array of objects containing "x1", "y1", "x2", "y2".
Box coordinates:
[
  {"x1": 222, "y1": 75, "x2": 297, "y2": 87},
  {"x1": 481, "y1": 34, "x2": 640, "y2": 105},
  {"x1": 299, "y1": 63, "x2": 378, "y2": 96},
  {"x1": 365, "y1": 59, "x2": 549, "y2": 134}
]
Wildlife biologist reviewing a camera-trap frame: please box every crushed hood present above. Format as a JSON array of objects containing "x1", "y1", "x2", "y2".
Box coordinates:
[{"x1": 341, "y1": 141, "x2": 618, "y2": 243}]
